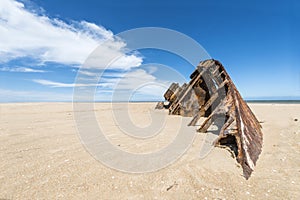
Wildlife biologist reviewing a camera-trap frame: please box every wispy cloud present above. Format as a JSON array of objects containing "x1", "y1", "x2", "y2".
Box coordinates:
[
  {"x1": 32, "y1": 79, "x2": 76, "y2": 87},
  {"x1": 0, "y1": 88, "x2": 72, "y2": 102},
  {"x1": 0, "y1": 0, "x2": 142, "y2": 69},
  {"x1": 0, "y1": 67, "x2": 48, "y2": 73},
  {"x1": 33, "y1": 69, "x2": 163, "y2": 89},
  {"x1": 32, "y1": 79, "x2": 110, "y2": 88},
  {"x1": 33, "y1": 68, "x2": 171, "y2": 101},
  {"x1": 78, "y1": 70, "x2": 98, "y2": 77}
]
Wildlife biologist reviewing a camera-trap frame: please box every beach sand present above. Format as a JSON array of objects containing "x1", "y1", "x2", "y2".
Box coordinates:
[{"x1": 0, "y1": 103, "x2": 299, "y2": 199}]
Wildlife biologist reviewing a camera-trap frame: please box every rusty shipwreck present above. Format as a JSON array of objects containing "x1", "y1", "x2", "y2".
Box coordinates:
[{"x1": 156, "y1": 59, "x2": 263, "y2": 179}]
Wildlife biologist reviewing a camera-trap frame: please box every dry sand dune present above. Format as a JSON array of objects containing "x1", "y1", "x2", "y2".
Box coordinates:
[{"x1": 0, "y1": 103, "x2": 299, "y2": 199}]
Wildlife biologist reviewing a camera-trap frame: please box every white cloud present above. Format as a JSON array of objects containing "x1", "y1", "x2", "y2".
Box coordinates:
[
  {"x1": 33, "y1": 69, "x2": 171, "y2": 91},
  {"x1": 32, "y1": 79, "x2": 76, "y2": 87},
  {"x1": 82, "y1": 40, "x2": 142, "y2": 70},
  {"x1": 0, "y1": 0, "x2": 142, "y2": 69},
  {"x1": 32, "y1": 79, "x2": 112, "y2": 88},
  {"x1": 32, "y1": 68, "x2": 170, "y2": 101},
  {"x1": 109, "y1": 69, "x2": 170, "y2": 100},
  {"x1": 0, "y1": 66, "x2": 48, "y2": 72},
  {"x1": 32, "y1": 69, "x2": 158, "y2": 89},
  {"x1": 113, "y1": 69, "x2": 156, "y2": 89},
  {"x1": 0, "y1": 0, "x2": 167, "y2": 101},
  {"x1": 0, "y1": 88, "x2": 72, "y2": 102},
  {"x1": 147, "y1": 66, "x2": 158, "y2": 74},
  {"x1": 78, "y1": 70, "x2": 97, "y2": 77}
]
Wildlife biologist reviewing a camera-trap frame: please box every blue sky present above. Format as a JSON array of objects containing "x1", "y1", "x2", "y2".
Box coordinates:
[{"x1": 0, "y1": 0, "x2": 299, "y2": 102}]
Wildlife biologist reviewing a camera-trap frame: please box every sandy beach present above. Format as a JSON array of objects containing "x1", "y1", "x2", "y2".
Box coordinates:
[{"x1": 0, "y1": 102, "x2": 299, "y2": 199}]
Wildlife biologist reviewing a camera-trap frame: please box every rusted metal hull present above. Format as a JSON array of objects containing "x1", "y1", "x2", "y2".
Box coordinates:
[{"x1": 157, "y1": 59, "x2": 263, "y2": 179}]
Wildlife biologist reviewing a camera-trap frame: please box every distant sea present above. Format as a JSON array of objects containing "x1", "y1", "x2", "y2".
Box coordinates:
[
  {"x1": 2, "y1": 100, "x2": 300, "y2": 104},
  {"x1": 245, "y1": 100, "x2": 300, "y2": 104},
  {"x1": 103, "y1": 100, "x2": 300, "y2": 104}
]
